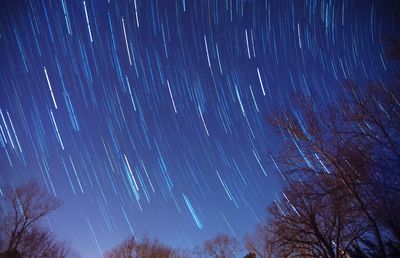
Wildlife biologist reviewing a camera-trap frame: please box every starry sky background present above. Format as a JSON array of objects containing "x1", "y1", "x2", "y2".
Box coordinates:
[{"x1": 0, "y1": 0, "x2": 399, "y2": 257}]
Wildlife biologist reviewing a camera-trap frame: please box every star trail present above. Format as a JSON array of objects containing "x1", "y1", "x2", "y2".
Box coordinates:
[{"x1": 0, "y1": 0, "x2": 398, "y2": 257}]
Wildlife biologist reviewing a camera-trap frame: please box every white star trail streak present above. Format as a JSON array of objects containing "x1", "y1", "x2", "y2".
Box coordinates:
[
  {"x1": 166, "y1": 79, "x2": 177, "y2": 113},
  {"x1": 245, "y1": 29, "x2": 251, "y2": 59},
  {"x1": 6, "y1": 111, "x2": 22, "y2": 153},
  {"x1": 141, "y1": 160, "x2": 155, "y2": 193},
  {"x1": 253, "y1": 149, "x2": 267, "y2": 176},
  {"x1": 121, "y1": 205, "x2": 135, "y2": 236},
  {"x1": 133, "y1": 0, "x2": 140, "y2": 28},
  {"x1": 86, "y1": 218, "x2": 102, "y2": 255},
  {"x1": 204, "y1": 35, "x2": 211, "y2": 69},
  {"x1": 198, "y1": 105, "x2": 209, "y2": 136},
  {"x1": 257, "y1": 67, "x2": 266, "y2": 96},
  {"x1": 0, "y1": 109, "x2": 13, "y2": 148},
  {"x1": 122, "y1": 17, "x2": 132, "y2": 66},
  {"x1": 44, "y1": 67, "x2": 58, "y2": 109},
  {"x1": 249, "y1": 84, "x2": 259, "y2": 112},
  {"x1": 297, "y1": 23, "x2": 302, "y2": 49},
  {"x1": 49, "y1": 108, "x2": 64, "y2": 150},
  {"x1": 61, "y1": 0, "x2": 72, "y2": 35},
  {"x1": 215, "y1": 43, "x2": 223, "y2": 75},
  {"x1": 0, "y1": 123, "x2": 7, "y2": 144},
  {"x1": 70, "y1": 156, "x2": 84, "y2": 194},
  {"x1": 83, "y1": 1, "x2": 93, "y2": 42},
  {"x1": 216, "y1": 170, "x2": 233, "y2": 200},
  {"x1": 124, "y1": 155, "x2": 142, "y2": 209}
]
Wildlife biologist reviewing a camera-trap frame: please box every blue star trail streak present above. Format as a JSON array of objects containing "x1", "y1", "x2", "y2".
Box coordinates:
[{"x1": 0, "y1": 0, "x2": 398, "y2": 257}]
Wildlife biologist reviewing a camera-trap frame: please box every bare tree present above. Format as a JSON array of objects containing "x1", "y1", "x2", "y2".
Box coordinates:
[
  {"x1": 202, "y1": 234, "x2": 238, "y2": 258},
  {"x1": 15, "y1": 226, "x2": 70, "y2": 258},
  {"x1": 269, "y1": 178, "x2": 367, "y2": 258},
  {"x1": 105, "y1": 236, "x2": 188, "y2": 258},
  {"x1": 105, "y1": 236, "x2": 137, "y2": 258},
  {"x1": 244, "y1": 224, "x2": 276, "y2": 258},
  {"x1": 0, "y1": 181, "x2": 69, "y2": 258},
  {"x1": 192, "y1": 245, "x2": 204, "y2": 258},
  {"x1": 266, "y1": 84, "x2": 400, "y2": 257},
  {"x1": 340, "y1": 85, "x2": 400, "y2": 244},
  {"x1": 243, "y1": 252, "x2": 256, "y2": 258}
]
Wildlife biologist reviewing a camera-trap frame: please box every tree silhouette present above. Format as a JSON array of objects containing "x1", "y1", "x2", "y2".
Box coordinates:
[
  {"x1": 244, "y1": 224, "x2": 276, "y2": 258},
  {"x1": 265, "y1": 83, "x2": 400, "y2": 257},
  {"x1": 269, "y1": 177, "x2": 366, "y2": 257},
  {"x1": 104, "y1": 236, "x2": 188, "y2": 258},
  {"x1": 105, "y1": 236, "x2": 136, "y2": 258},
  {"x1": 0, "y1": 181, "x2": 70, "y2": 258},
  {"x1": 202, "y1": 233, "x2": 238, "y2": 258},
  {"x1": 243, "y1": 252, "x2": 256, "y2": 258}
]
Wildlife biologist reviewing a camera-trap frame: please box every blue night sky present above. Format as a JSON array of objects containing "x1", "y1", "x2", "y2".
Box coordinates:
[{"x1": 0, "y1": 0, "x2": 398, "y2": 257}]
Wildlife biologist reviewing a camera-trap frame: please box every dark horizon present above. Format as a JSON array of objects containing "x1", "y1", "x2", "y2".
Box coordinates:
[{"x1": 0, "y1": 0, "x2": 399, "y2": 257}]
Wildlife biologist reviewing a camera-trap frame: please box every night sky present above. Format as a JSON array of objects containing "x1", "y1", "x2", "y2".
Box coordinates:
[{"x1": 0, "y1": 0, "x2": 398, "y2": 257}]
